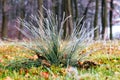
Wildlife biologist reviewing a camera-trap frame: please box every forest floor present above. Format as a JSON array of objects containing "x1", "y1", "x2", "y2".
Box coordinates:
[{"x1": 0, "y1": 41, "x2": 120, "y2": 80}]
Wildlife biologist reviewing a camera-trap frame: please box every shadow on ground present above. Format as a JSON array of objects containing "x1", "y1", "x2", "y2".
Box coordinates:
[{"x1": 4, "y1": 59, "x2": 41, "y2": 71}]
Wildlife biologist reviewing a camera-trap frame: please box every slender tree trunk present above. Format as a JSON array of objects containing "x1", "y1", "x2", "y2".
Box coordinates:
[
  {"x1": 62, "y1": 0, "x2": 66, "y2": 39},
  {"x1": 38, "y1": 0, "x2": 43, "y2": 15},
  {"x1": 94, "y1": 0, "x2": 99, "y2": 40},
  {"x1": 52, "y1": 0, "x2": 61, "y2": 32},
  {"x1": 38, "y1": 0, "x2": 43, "y2": 22},
  {"x1": 57, "y1": 0, "x2": 62, "y2": 33},
  {"x1": 1, "y1": 0, "x2": 8, "y2": 40},
  {"x1": 83, "y1": 0, "x2": 92, "y2": 20},
  {"x1": 70, "y1": 0, "x2": 73, "y2": 17},
  {"x1": 18, "y1": 0, "x2": 25, "y2": 40},
  {"x1": 101, "y1": 0, "x2": 104, "y2": 39},
  {"x1": 109, "y1": 0, "x2": 113, "y2": 40},
  {"x1": 77, "y1": 0, "x2": 92, "y2": 33},
  {"x1": 101, "y1": 0, "x2": 108, "y2": 40},
  {"x1": 73, "y1": 0, "x2": 78, "y2": 20},
  {"x1": 63, "y1": 0, "x2": 73, "y2": 39}
]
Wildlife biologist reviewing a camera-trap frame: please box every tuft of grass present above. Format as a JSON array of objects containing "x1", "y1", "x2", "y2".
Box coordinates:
[
  {"x1": 0, "y1": 42, "x2": 120, "y2": 79},
  {"x1": 18, "y1": 10, "x2": 96, "y2": 66}
]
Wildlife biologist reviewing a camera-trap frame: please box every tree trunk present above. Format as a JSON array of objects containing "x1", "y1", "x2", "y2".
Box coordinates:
[
  {"x1": 38, "y1": 0, "x2": 43, "y2": 14},
  {"x1": 94, "y1": 0, "x2": 99, "y2": 40},
  {"x1": 1, "y1": 0, "x2": 8, "y2": 40},
  {"x1": 63, "y1": 0, "x2": 73, "y2": 39},
  {"x1": 38, "y1": 0, "x2": 43, "y2": 22},
  {"x1": 18, "y1": 0, "x2": 25, "y2": 40},
  {"x1": 52, "y1": 0, "x2": 61, "y2": 32},
  {"x1": 109, "y1": 0, "x2": 113, "y2": 40},
  {"x1": 77, "y1": 0, "x2": 92, "y2": 34},
  {"x1": 57, "y1": 0, "x2": 62, "y2": 33},
  {"x1": 73, "y1": 0, "x2": 78, "y2": 20},
  {"x1": 101, "y1": 0, "x2": 108, "y2": 40}
]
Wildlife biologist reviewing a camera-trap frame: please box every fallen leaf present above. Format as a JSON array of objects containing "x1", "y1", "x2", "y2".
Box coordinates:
[
  {"x1": 19, "y1": 68, "x2": 24, "y2": 75},
  {"x1": 0, "y1": 59, "x2": 4, "y2": 63},
  {"x1": 115, "y1": 72, "x2": 120, "y2": 75},
  {"x1": 3, "y1": 55, "x2": 14, "y2": 60},
  {"x1": 42, "y1": 60, "x2": 51, "y2": 67},
  {"x1": 25, "y1": 73, "x2": 30, "y2": 78},
  {"x1": 4, "y1": 76, "x2": 12, "y2": 80},
  {"x1": 40, "y1": 72, "x2": 49, "y2": 79},
  {"x1": 33, "y1": 55, "x2": 38, "y2": 60}
]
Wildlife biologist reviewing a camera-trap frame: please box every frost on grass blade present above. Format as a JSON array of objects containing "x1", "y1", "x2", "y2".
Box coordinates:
[{"x1": 17, "y1": 9, "x2": 96, "y2": 66}]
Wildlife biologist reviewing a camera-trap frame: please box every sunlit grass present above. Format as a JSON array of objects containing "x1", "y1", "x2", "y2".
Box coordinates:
[{"x1": 0, "y1": 41, "x2": 120, "y2": 80}]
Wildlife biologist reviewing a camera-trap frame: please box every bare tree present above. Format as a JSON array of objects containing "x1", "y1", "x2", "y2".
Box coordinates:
[
  {"x1": 18, "y1": 0, "x2": 25, "y2": 40},
  {"x1": 101, "y1": 0, "x2": 108, "y2": 39},
  {"x1": 62, "y1": 0, "x2": 73, "y2": 39},
  {"x1": 1, "y1": 0, "x2": 8, "y2": 40},
  {"x1": 52, "y1": 0, "x2": 61, "y2": 32},
  {"x1": 73, "y1": 0, "x2": 78, "y2": 20},
  {"x1": 38, "y1": 0, "x2": 43, "y2": 16},
  {"x1": 109, "y1": 0, "x2": 113, "y2": 40},
  {"x1": 76, "y1": 0, "x2": 92, "y2": 33},
  {"x1": 94, "y1": 0, "x2": 99, "y2": 40}
]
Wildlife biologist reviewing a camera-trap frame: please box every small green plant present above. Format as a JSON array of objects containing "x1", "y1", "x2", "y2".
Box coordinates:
[{"x1": 18, "y1": 10, "x2": 95, "y2": 66}]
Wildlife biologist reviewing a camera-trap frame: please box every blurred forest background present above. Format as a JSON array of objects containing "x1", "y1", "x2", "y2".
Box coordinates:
[{"x1": 0, "y1": 0, "x2": 120, "y2": 40}]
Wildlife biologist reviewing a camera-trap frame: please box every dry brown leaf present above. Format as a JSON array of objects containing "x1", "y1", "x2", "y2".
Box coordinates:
[
  {"x1": 19, "y1": 68, "x2": 24, "y2": 75},
  {"x1": 25, "y1": 73, "x2": 30, "y2": 78},
  {"x1": 0, "y1": 58, "x2": 4, "y2": 63},
  {"x1": 33, "y1": 55, "x2": 38, "y2": 60},
  {"x1": 4, "y1": 76, "x2": 12, "y2": 80},
  {"x1": 40, "y1": 72, "x2": 49, "y2": 79},
  {"x1": 42, "y1": 60, "x2": 51, "y2": 67}
]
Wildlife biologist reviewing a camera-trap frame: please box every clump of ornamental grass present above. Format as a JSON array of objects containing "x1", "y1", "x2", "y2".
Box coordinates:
[{"x1": 18, "y1": 10, "x2": 95, "y2": 67}]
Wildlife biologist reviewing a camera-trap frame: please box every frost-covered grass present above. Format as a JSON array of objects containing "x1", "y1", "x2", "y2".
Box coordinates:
[{"x1": 18, "y1": 11, "x2": 95, "y2": 67}]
